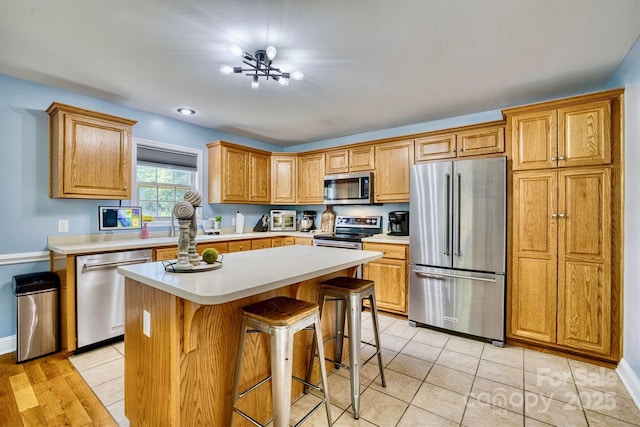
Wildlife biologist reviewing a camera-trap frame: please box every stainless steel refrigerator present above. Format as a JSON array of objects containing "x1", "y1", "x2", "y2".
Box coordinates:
[{"x1": 409, "y1": 156, "x2": 506, "y2": 345}]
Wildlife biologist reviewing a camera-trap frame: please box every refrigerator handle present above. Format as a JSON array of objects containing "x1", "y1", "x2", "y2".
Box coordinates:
[
  {"x1": 413, "y1": 270, "x2": 497, "y2": 283},
  {"x1": 455, "y1": 172, "x2": 462, "y2": 256},
  {"x1": 444, "y1": 173, "x2": 450, "y2": 256}
]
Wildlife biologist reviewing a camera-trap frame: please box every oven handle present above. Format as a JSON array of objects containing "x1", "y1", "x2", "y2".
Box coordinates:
[{"x1": 313, "y1": 240, "x2": 362, "y2": 250}]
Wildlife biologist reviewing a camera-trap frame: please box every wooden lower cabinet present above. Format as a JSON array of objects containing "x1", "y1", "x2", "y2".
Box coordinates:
[
  {"x1": 294, "y1": 237, "x2": 313, "y2": 246},
  {"x1": 272, "y1": 236, "x2": 295, "y2": 247},
  {"x1": 510, "y1": 167, "x2": 615, "y2": 359},
  {"x1": 251, "y1": 238, "x2": 272, "y2": 250},
  {"x1": 154, "y1": 246, "x2": 179, "y2": 261},
  {"x1": 228, "y1": 240, "x2": 252, "y2": 253},
  {"x1": 198, "y1": 242, "x2": 228, "y2": 254},
  {"x1": 363, "y1": 242, "x2": 408, "y2": 315}
]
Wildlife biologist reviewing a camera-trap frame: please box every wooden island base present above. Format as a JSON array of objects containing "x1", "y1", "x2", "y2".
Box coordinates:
[{"x1": 124, "y1": 267, "x2": 355, "y2": 426}]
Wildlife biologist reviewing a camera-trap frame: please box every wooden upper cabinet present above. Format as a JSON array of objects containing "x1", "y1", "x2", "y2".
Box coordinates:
[
  {"x1": 271, "y1": 154, "x2": 297, "y2": 204},
  {"x1": 414, "y1": 134, "x2": 457, "y2": 161},
  {"x1": 249, "y1": 151, "x2": 271, "y2": 203},
  {"x1": 374, "y1": 140, "x2": 413, "y2": 203},
  {"x1": 325, "y1": 146, "x2": 375, "y2": 174},
  {"x1": 414, "y1": 123, "x2": 504, "y2": 162},
  {"x1": 47, "y1": 102, "x2": 136, "y2": 199},
  {"x1": 207, "y1": 141, "x2": 270, "y2": 204},
  {"x1": 508, "y1": 99, "x2": 611, "y2": 171},
  {"x1": 297, "y1": 153, "x2": 325, "y2": 204}
]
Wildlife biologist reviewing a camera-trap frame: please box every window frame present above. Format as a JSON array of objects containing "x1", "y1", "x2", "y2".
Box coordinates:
[{"x1": 132, "y1": 138, "x2": 204, "y2": 227}]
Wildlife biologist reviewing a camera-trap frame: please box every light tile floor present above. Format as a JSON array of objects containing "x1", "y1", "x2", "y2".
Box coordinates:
[{"x1": 69, "y1": 313, "x2": 640, "y2": 426}]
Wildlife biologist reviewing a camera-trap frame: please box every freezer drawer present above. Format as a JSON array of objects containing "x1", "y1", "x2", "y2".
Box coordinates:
[{"x1": 409, "y1": 265, "x2": 505, "y2": 343}]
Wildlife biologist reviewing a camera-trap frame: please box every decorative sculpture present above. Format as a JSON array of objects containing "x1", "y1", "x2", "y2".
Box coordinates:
[
  {"x1": 183, "y1": 190, "x2": 202, "y2": 266},
  {"x1": 173, "y1": 201, "x2": 195, "y2": 270}
]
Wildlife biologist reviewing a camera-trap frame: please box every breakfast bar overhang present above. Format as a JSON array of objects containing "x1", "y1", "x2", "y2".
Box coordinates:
[{"x1": 117, "y1": 245, "x2": 382, "y2": 426}]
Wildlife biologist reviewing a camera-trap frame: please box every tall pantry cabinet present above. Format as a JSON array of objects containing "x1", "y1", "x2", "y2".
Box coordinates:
[{"x1": 505, "y1": 89, "x2": 623, "y2": 363}]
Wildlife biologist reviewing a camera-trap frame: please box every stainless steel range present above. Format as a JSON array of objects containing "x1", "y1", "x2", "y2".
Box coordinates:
[{"x1": 313, "y1": 215, "x2": 382, "y2": 277}]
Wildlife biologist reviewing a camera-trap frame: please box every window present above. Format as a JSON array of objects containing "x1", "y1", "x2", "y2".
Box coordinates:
[{"x1": 133, "y1": 139, "x2": 203, "y2": 221}]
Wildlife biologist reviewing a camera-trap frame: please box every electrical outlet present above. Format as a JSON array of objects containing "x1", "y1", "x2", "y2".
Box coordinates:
[
  {"x1": 143, "y1": 310, "x2": 151, "y2": 337},
  {"x1": 231, "y1": 217, "x2": 236, "y2": 226},
  {"x1": 58, "y1": 219, "x2": 69, "y2": 232}
]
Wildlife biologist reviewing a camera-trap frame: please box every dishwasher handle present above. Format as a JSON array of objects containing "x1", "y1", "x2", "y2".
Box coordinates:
[
  {"x1": 83, "y1": 257, "x2": 150, "y2": 271},
  {"x1": 413, "y1": 270, "x2": 496, "y2": 283}
]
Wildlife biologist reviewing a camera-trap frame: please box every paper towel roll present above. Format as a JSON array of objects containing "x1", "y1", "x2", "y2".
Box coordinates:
[{"x1": 235, "y1": 211, "x2": 244, "y2": 234}]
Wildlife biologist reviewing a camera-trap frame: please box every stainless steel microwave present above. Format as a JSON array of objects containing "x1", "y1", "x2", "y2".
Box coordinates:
[{"x1": 323, "y1": 172, "x2": 373, "y2": 205}]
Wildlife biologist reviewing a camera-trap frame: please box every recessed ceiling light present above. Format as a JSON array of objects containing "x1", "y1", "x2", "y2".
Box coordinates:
[{"x1": 177, "y1": 108, "x2": 196, "y2": 115}]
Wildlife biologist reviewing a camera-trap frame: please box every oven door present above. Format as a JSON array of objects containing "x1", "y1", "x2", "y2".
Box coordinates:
[{"x1": 313, "y1": 238, "x2": 363, "y2": 277}]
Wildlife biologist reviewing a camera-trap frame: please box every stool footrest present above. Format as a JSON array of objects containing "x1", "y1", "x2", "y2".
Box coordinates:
[
  {"x1": 237, "y1": 375, "x2": 271, "y2": 399},
  {"x1": 233, "y1": 407, "x2": 265, "y2": 427}
]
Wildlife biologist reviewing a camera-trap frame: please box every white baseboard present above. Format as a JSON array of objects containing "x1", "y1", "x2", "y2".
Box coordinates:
[
  {"x1": 0, "y1": 335, "x2": 16, "y2": 355},
  {"x1": 617, "y1": 358, "x2": 640, "y2": 408}
]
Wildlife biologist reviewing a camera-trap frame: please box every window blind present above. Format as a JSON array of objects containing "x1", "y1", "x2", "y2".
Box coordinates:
[{"x1": 137, "y1": 146, "x2": 197, "y2": 171}]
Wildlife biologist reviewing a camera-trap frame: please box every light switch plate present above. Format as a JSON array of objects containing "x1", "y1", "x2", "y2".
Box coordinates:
[{"x1": 143, "y1": 310, "x2": 151, "y2": 337}]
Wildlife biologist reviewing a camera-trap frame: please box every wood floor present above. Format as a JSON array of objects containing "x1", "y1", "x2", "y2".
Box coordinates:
[{"x1": 0, "y1": 351, "x2": 116, "y2": 426}]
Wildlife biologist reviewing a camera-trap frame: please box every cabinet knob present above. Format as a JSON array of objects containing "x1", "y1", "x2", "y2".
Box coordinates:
[
  {"x1": 123, "y1": 186, "x2": 128, "y2": 190},
  {"x1": 551, "y1": 157, "x2": 557, "y2": 161},
  {"x1": 558, "y1": 156, "x2": 565, "y2": 160},
  {"x1": 552, "y1": 213, "x2": 558, "y2": 218},
  {"x1": 558, "y1": 213, "x2": 565, "y2": 218},
  {"x1": 452, "y1": 149, "x2": 457, "y2": 152}
]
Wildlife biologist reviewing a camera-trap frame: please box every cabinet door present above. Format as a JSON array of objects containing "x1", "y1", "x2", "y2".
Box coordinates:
[
  {"x1": 297, "y1": 154, "x2": 325, "y2": 204},
  {"x1": 414, "y1": 133, "x2": 456, "y2": 162},
  {"x1": 374, "y1": 140, "x2": 413, "y2": 202},
  {"x1": 294, "y1": 237, "x2": 313, "y2": 246},
  {"x1": 349, "y1": 146, "x2": 375, "y2": 172},
  {"x1": 510, "y1": 171, "x2": 557, "y2": 343},
  {"x1": 222, "y1": 146, "x2": 249, "y2": 202},
  {"x1": 62, "y1": 113, "x2": 132, "y2": 199},
  {"x1": 558, "y1": 101, "x2": 611, "y2": 168},
  {"x1": 511, "y1": 110, "x2": 557, "y2": 171},
  {"x1": 197, "y1": 242, "x2": 228, "y2": 254},
  {"x1": 271, "y1": 155, "x2": 297, "y2": 203},
  {"x1": 325, "y1": 150, "x2": 348, "y2": 174},
  {"x1": 249, "y1": 152, "x2": 270, "y2": 203},
  {"x1": 251, "y1": 238, "x2": 272, "y2": 250},
  {"x1": 228, "y1": 240, "x2": 251, "y2": 252},
  {"x1": 154, "y1": 247, "x2": 178, "y2": 261},
  {"x1": 363, "y1": 258, "x2": 407, "y2": 314},
  {"x1": 557, "y1": 168, "x2": 611, "y2": 355},
  {"x1": 457, "y1": 125, "x2": 505, "y2": 157}
]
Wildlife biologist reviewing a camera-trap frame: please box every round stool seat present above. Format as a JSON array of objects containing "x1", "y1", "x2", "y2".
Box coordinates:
[{"x1": 320, "y1": 277, "x2": 375, "y2": 294}]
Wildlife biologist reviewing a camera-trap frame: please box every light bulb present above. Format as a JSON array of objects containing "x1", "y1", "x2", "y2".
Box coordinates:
[
  {"x1": 291, "y1": 70, "x2": 304, "y2": 81},
  {"x1": 220, "y1": 65, "x2": 233, "y2": 75},
  {"x1": 279, "y1": 77, "x2": 290, "y2": 87},
  {"x1": 266, "y1": 45, "x2": 277, "y2": 60},
  {"x1": 251, "y1": 76, "x2": 259, "y2": 89},
  {"x1": 230, "y1": 44, "x2": 243, "y2": 56},
  {"x1": 177, "y1": 108, "x2": 196, "y2": 115}
]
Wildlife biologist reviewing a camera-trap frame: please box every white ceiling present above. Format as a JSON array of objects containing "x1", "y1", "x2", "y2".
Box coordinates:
[{"x1": 1, "y1": 1, "x2": 639, "y2": 146}]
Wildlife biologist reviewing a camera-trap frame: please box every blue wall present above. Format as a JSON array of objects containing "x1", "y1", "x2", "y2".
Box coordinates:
[{"x1": 606, "y1": 35, "x2": 640, "y2": 392}]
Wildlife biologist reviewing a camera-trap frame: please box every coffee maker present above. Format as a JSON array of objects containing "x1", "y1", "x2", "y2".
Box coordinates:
[
  {"x1": 388, "y1": 211, "x2": 409, "y2": 236},
  {"x1": 300, "y1": 210, "x2": 316, "y2": 232}
]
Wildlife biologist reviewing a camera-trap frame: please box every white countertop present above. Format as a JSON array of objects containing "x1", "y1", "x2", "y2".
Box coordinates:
[
  {"x1": 47, "y1": 231, "x2": 318, "y2": 255},
  {"x1": 117, "y1": 245, "x2": 383, "y2": 305}
]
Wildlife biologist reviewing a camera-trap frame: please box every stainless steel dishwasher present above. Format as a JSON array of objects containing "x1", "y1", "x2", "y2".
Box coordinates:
[{"x1": 76, "y1": 249, "x2": 152, "y2": 350}]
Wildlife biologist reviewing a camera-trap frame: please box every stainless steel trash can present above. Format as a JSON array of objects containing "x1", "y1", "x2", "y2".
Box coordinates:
[{"x1": 12, "y1": 272, "x2": 60, "y2": 363}]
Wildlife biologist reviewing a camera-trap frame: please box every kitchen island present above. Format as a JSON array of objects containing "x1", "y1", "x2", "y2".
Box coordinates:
[{"x1": 117, "y1": 245, "x2": 382, "y2": 426}]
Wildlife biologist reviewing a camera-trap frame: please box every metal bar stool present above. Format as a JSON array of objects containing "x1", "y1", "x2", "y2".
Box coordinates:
[
  {"x1": 231, "y1": 296, "x2": 332, "y2": 427},
  {"x1": 305, "y1": 277, "x2": 386, "y2": 419}
]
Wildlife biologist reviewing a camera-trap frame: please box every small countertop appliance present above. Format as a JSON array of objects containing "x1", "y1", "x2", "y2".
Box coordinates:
[
  {"x1": 300, "y1": 210, "x2": 316, "y2": 232},
  {"x1": 388, "y1": 211, "x2": 409, "y2": 236}
]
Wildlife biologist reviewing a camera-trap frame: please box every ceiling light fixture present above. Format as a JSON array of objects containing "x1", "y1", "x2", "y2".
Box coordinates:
[
  {"x1": 177, "y1": 108, "x2": 196, "y2": 115},
  {"x1": 220, "y1": 44, "x2": 304, "y2": 88}
]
